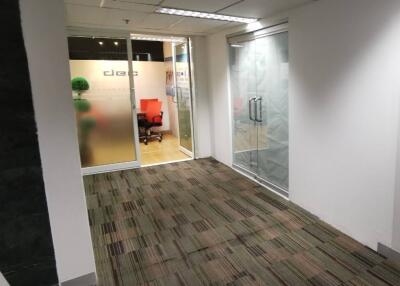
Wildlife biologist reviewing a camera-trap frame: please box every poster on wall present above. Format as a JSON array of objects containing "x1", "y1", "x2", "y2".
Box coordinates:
[{"x1": 165, "y1": 60, "x2": 174, "y2": 96}]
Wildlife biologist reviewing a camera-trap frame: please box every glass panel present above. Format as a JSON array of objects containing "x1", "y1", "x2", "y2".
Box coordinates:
[
  {"x1": 256, "y1": 32, "x2": 289, "y2": 190},
  {"x1": 230, "y1": 40, "x2": 258, "y2": 173},
  {"x1": 174, "y1": 42, "x2": 193, "y2": 152},
  {"x1": 68, "y1": 37, "x2": 136, "y2": 167}
]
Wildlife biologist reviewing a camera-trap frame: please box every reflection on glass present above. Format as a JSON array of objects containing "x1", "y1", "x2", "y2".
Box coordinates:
[
  {"x1": 174, "y1": 42, "x2": 193, "y2": 152},
  {"x1": 68, "y1": 37, "x2": 136, "y2": 168},
  {"x1": 229, "y1": 32, "x2": 288, "y2": 190},
  {"x1": 230, "y1": 40, "x2": 259, "y2": 173},
  {"x1": 256, "y1": 33, "x2": 289, "y2": 190}
]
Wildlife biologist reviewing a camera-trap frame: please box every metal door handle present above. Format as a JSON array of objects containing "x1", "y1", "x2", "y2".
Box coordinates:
[
  {"x1": 248, "y1": 97, "x2": 256, "y2": 121},
  {"x1": 172, "y1": 86, "x2": 178, "y2": 103},
  {"x1": 255, "y1": 97, "x2": 262, "y2": 122}
]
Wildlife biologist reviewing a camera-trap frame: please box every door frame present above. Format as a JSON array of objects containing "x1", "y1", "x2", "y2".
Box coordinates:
[
  {"x1": 172, "y1": 38, "x2": 195, "y2": 158},
  {"x1": 228, "y1": 23, "x2": 289, "y2": 198},
  {"x1": 67, "y1": 28, "x2": 197, "y2": 174}
]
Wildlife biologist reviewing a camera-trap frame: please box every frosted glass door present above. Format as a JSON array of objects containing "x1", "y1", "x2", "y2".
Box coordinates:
[
  {"x1": 68, "y1": 37, "x2": 137, "y2": 168},
  {"x1": 230, "y1": 41, "x2": 258, "y2": 173},
  {"x1": 256, "y1": 32, "x2": 289, "y2": 190},
  {"x1": 174, "y1": 42, "x2": 193, "y2": 153}
]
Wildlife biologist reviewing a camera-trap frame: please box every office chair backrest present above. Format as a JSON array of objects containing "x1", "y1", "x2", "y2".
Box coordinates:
[
  {"x1": 145, "y1": 100, "x2": 162, "y2": 124},
  {"x1": 140, "y1": 98, "x2": 158, "y2": 111}
]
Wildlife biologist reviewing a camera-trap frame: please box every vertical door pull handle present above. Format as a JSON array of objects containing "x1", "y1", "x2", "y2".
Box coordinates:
[
  {"x1": 248, "y1": 97, "x2": 256, "y2": 121},
  {"x1": 255, "y1": 97, "x2": 262, "y2": 122},
  {"x1": 172, "y1": 86, "x2": 178, "y2": 103}
]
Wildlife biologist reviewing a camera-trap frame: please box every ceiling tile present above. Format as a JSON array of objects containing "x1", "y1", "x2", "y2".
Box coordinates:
[
  {"x1": 64, "y1": 0, "x2": 101, "y2": 5},
  {"x1": 66, "y1": 4, "x2": 108, "y2": 26},
  {"x1": 204, "y1": 22, "x2": 242, "y2": 34},
  {"x1": 135, "y1": 13, "x2": 183, "y2": 29},
  {"x1": 220, "y1": 0, "x2": 311, "y2": 19},
  {"x1": 171, "y1": 17, "x2": 229, "y2": 33},
  {"x1": 103, "y1": 9, "x2": 149, "y2": 26},
  {"x1": 102, "y1": 0, "x2": 156, "y2": 12},
  {"x1": 162, "y1": 0, "x2": 239, "y2": 13},
  {"x1": 119, "y1": 0, "x2": 161, "y2": 4},
  {"x1": 65, "y1": 0, "x2": 313, "y2": 35}
]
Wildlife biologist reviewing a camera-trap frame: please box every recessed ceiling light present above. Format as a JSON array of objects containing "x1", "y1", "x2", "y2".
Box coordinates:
[
  {"x1": 98, "y1": 41, "x2": 104, "y2": 46},
  {"x1": 155, "y1": 7, "x2": 257, "y2": 24},
  {"x1": 114, "y1": 41, "x2": 119, "y2": 46}
]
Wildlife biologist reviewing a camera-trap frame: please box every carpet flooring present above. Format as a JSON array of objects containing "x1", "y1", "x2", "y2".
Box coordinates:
[{"x1": 83, "y1": 158, "x2": 400, "y2": 286}]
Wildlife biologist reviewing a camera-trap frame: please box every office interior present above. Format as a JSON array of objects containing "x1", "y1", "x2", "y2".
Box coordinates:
[
  {"x1": 69, "y1": 36, "x2": 192, "y2": 168},
  {"x1": 2, "y1": 0, "x2": 400, "y2": 285}
]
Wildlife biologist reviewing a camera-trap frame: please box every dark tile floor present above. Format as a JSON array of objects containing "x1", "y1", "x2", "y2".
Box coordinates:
[{"x1": 83, "y1": 158, "x2": 400, "y2": 286}]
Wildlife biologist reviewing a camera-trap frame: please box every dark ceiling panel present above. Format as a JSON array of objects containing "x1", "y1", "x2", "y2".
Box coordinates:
[{"x1": 68, "y1": 37, "x2": 165, "y2": 61}]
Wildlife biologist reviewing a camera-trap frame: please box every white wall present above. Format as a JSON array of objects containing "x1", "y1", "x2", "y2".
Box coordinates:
[
  {"x1": 20, "y1": 0, "x2": 96, "y2": 282},
  {"x1": 206, "y1": 33, "x2": 232, "y2": 164},
  {"x1": 289, "y1": 0, "x2": 400, "y2": 251},
  {"x1": 191, "y1": 36, "x2": 212, "y2": 158},
  {"x1": 206, "y1": 0, "x2": 400, "y2": 251}
]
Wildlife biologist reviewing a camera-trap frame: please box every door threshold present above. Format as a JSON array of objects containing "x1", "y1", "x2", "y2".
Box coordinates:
[
  {"x1": 179, "y1": 146, "x2": 193, "y2": 157},
  {"x1": 141, "y1": 157, "x2": 193, "y2": 168},
  {"x1": 232, "y1": 164, "x2": 289, "y2": 200},
  {"x1": 82, "y1": 161, "x2": 140, "y2": 176}
]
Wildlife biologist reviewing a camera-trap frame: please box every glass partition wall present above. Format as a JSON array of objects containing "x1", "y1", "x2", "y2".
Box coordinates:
[
  {"x1": 229, "y1": 24, "x2": 289, "y2": 196},
  {"x1": 68, "y1": 36, "x2": 139, "y2": 172},
  {"x1": 68, "y1": 34, "x2": 195, "y2": 173}
]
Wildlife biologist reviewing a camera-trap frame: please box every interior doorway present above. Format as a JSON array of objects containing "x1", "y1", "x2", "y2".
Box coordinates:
[
  {"x1": 67, "y1": 32, "x2": 195, "y2": 173},
  {"x1": 133, "y1": 34, "x2": 194, "y2": 166}
]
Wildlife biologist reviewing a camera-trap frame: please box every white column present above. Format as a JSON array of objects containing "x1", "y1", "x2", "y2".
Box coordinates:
[{"x1": 19, "y1": 0, "x2": 96, "y2": 282}]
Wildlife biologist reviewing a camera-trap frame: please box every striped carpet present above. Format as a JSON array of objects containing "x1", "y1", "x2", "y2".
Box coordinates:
[{"x1": 83, "y1": 158, "x2": 400, "y2": 285}]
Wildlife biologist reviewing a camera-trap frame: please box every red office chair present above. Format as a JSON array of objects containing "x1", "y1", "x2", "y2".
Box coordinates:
[
  {"x1": 139, "y1": 100, "x2": 163, "y2": 145},
  {"x1": 140, "y1": 99, "x2": 158, "y2": 112}
]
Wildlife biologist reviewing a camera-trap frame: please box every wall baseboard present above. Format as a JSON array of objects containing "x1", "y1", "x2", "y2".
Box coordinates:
[
  {"x1": 378, "y1": 243, "x2": 400, "y2": 263},
  {"x1": 60, "y1": 272, "x2": 96, "y2": 286}
]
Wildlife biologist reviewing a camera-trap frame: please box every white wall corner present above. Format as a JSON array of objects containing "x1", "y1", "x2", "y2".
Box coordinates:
[
  {"x1": 19, "y1": 0, "x2": 96, "y2": 282},
  {"x1": 191, "y1": 36, "x2": 212, "y2": 158},
  {"x1": 0, "y1": 272, "x2": 10, "y2": 286}
]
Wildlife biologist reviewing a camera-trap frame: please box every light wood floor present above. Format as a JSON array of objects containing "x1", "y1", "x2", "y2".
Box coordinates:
[{"x1": 140, "y1": 133, "x2": 190, "y2": 165}]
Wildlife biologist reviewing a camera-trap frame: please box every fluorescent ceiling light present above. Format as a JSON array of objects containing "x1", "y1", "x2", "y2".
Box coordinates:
[
  {"x1": 230, "y1": 44, "x2": 244, "y2": 48},
  {"x1": 131, "y1": 33, "x2": 185, "y2": 43},
  {"x1": 155, "y1": 7, "x2": 257, "y2": 24}
]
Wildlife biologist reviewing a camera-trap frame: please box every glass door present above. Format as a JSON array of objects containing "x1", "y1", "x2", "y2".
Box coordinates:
[
  {"x1": 173, "y1": 41, "x2": 193, "y2": 155},
  {"x1": 229, "y1": 24, "x2": 289, "y2": 196},
  {"x1": 230, "y1": 40, "x2": 258, "y2": 174},
  {"x1": 256, "y1": 32, "x2": 289, "y2": 191},
  {"x1": 68, "y1": 36, "x2": 139, "y2": 173}
]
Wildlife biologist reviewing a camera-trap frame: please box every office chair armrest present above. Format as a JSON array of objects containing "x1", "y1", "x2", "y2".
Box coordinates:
[{"x1": 152, "y1": 111, "x2": 163, "y2": 123}]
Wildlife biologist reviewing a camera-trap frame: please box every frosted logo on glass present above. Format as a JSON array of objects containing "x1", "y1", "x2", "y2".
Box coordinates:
[{"x1": 103, "y1": 70, "x2": 139, "y2": 77}]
